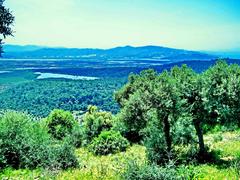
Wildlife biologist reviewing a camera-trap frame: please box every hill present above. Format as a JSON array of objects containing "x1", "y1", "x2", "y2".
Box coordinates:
[{"x1": 2, "y1": 44, "x2": 216, "y2": 61}]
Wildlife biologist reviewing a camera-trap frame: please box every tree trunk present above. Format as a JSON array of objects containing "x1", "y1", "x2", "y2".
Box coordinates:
[
  {"x1": 163, "y1": 116, "x2": 172, "y2": 153},
  {"x1": 194, "y1": 120, "x2": 205, "y2": 155}
]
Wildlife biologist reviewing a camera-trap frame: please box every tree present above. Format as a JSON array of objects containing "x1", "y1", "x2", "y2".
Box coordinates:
[
  {"x1": 115, "y1": 69, "x2": 186, "y2": 163},
  {"x1": 204, "y1": 60, "x2": 240, "y2": 127},
  {"x1": 116, "y1": 61, "x2": 240, "y2": 163},
  {"x1": 170, "y1": 65, "x2": 207, "y2": 155},
  {"x1": 115, "y1": 69, "x2": 157, "y2": 142},
  {"x1": 46, "y1": 109, "x2": 77, "y2": 140},
  {"x1": 0, "y1": 0, "x2": 14, "y2": 56},
  {"x1": 83, "y1": 105, "x2": 113, "y2": 143}
]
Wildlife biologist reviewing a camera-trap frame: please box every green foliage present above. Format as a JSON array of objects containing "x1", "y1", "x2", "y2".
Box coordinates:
[
  {"x1": 89, "y1": 130, "x2": 129, "y2": 155},
  {"x1": 49, "y1": 140, "x2": 79, "y2": 170},
  {"x1": 65, "y1": 125, "x2": 84, "y2": 148},
  {"x1": 116, "y1": 68, "x2": 190, "y2": 163},
  {"x1": 0, "y1": 111, "x2": 78, "y2": 169},
  {"x1": 0, "y1": 130, "x2": 240, "y2": 179},
  {"x1": 0, "y1": 0, "x2": 14, "y2": 56},
  {"x1": 0, "y1": 78, "x2": 124, "y2": 117},
  {"x1": 144, "y1": 119, "x2": 168, "y2": 164},
  {"x1": 116, "y1": 60, "x2": 240, "y2": 164},
  {"x1": 47, "y1": 109, "x2": 77, "y2": 140},
  {"x1": 111, "y1": 113, "x2": 130, "y2": 139},
  {"x1": 172, "y1": 115, "x2": 196, "y2": 145},
  {"x1": 122, "y1": 161, "x2": 180, "y2": 180},
  {"x1": 115, "y1": 70, "x2": 157, "y2": 142},
  {"x1": 83, "y1": 105, "x2": 113, "y2": 144},
  {"x1": 212, "y1": 133, "x2": 223, "y2": 143},
  {"x1": 203, "y1": 61, "x2": 240, "y2": 126}
]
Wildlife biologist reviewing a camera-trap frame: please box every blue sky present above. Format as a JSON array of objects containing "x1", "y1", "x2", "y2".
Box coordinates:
[{"x1": 4, "y1": 0, "x2": 240, "y2": 51}]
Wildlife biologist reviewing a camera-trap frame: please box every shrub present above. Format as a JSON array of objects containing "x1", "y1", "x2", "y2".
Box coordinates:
[
  {"x1": 89, "y1": 130, "x2": 129, "y2": 155},
  {"x1": 48, "y1": 140, "x2": 79, "y2": 169},
  {"x1": 174, "y1": 144, "x2": 199, "y2": 164},
  {"x1": 122, "y1": 161, "x2": 180, "y2": 180},
  {"x1": 143, "y1": 117, "x2": 171, "y2": 165},
  {"x1": 0, "y1": 111, "x2": 78, "y2": 169},
  {"x1": 231, "y1": 155, "x2": 240, "y2": 177},
  {"x1": 213, "y1": 133, "x2": 223, "y2": 143},
  {"x1": 83, "y1": 105, "x2": 113, "y2": 144},
  {"x1": 47, "y1": 109, "x2": 77, "y2": 140},
  {"x1": 172, "y1": 116, "x2": 196, "y2": 145},
  {"x1": 65, "y1": 125, "x2": 84, "y2": 148},
  {"x1": 112, "y1": 112, "x2": 144, "y2": 143}
]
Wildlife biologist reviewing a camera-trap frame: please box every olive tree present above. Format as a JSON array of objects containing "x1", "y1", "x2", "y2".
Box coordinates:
[
  {"x1": 204, "y1": 61, "x2": 240, "y2": 128},
  {"x1": 115, "y1": 69, "x2": 157, "y2": 142},
  {"x1": 115, "y1": 69, "x2": 186, "y2": 163},
  {"x1": 0, "y1": 0, "x2": 14, "y2": 56},
  {"x1": 170, "y1": 65, "x2": 208, "y2": 155}
]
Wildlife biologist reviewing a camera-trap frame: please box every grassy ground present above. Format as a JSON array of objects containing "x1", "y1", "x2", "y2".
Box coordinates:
[{"x1": 0, "y1": 131, "x2": 240, "y2": 179}]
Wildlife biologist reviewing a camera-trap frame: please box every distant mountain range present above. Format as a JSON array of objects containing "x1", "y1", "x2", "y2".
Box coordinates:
[{"x1": 2, "y1": 44, "x2": 218, "y2": 61}]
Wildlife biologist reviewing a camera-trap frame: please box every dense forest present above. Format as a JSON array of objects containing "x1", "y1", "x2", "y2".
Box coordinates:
[{"x1": 0, "y1": 78, "x2": 125, "y2": 116}]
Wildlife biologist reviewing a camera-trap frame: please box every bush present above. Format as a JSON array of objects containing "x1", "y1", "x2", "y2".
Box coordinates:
[
  {"x1": 65, "y1": 125, "x2": 84, "y2": 148},
  {"x1": 174, "y1": 144, "x2": 199, "y2": 164},
  {"x1": 83, "y1": 105, "x2": 113, "y2": 144},
  {"x1": 143, "y1": 117, "x2": 170, "y2": 165},
  {"x1": 112, "y1": 113, "x2": 143, "y2": 143},
  {"x1": 0, "y1": 111, "x2": 78, "y2": 169},
  {"x1": 122, "y1": 161, "x2": 180, "y2": 180},
  {"x1": 48, "y1": 140, "x2": 79, "y2": 170},
  {"x1": 89, "y1": 130, "x2": 129, "y2": 155},
  {"x1": 47, "y1": 109, "x2": 77, "y2": 140},
  {"x1": 213, "y1": 133, "x2": 223, "y2": 143},
  {"x1": 143, "y1": 113, "x2": 197, "y2": 165},
  {"x1": 172, "y1": 116, "x2": 196, "y2": 145},
  {"x1": 231, "y1": 155, "x2": 240, "y2": 177}
]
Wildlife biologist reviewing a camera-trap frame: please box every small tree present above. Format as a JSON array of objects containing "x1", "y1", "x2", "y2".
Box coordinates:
[
  {"x1": 204, "y1": 60, "x2": 240, "y2": 128},
  {"x1": 0, "y1": 0, "x2": 14, "y2": 57},
  {"x1": 115, "y1": 69, "x2": 157, "y2": 142},
  {"x1": 116, "y1": 69, "x2": 187, "y2": 164},
  {"x1": 47, "y1": 109, "x2": 77, "y2": 140},
  {"x1": 83, "y1": 105, "x2": 113, "y2": 143},
  {"x1": 170, "y1": 65, "x2": 208, "y2": 155}
]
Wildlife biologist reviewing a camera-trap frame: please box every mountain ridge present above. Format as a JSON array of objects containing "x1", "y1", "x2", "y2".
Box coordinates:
[{"x1": 2, "y1": 44, "x2": 217, "y2": 61}]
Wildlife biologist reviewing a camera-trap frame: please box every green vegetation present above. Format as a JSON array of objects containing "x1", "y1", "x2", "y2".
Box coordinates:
[
  {"x1": 0, "y1": 77, "x2": 125, "y2": 117},
  {"x1": 116, "y1": 61, "x2": 240, "y2": 163},
  {"x1": 1, "y1": 60, "x2": 240, "y2": 179},
  {"x1": 0, "y1": 111, "x2": 78, "y2": 170},
  {"x1": 46, "y1": 109, "x2": 77, "y2": 140},
  {"x1": 1, "y1": 131, "x2": 240, "y2": 179},
  {"x1": 89, "y1": 130, "x2": 129, "y2": 155},
  {"x1": 83, "y1": 105, "x2": 114, "y2": 144},
  {"x1": 0, "y1": 0, "x2": 14, "y2": 56}
]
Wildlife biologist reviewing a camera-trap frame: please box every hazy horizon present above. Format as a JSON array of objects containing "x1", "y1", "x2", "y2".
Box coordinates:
[{"x1": 4, "y1": 0, "x2": 240, "y2": 51}]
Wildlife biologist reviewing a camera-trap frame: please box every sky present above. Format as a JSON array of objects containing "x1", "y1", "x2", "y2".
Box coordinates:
[{"x1": 3, "y1": 0, "x2": 240, "y2": 51}]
